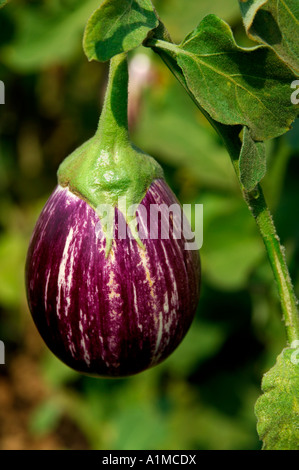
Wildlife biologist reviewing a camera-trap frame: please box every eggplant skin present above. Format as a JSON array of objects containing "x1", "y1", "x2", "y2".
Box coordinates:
[{"x1": 25, "y1": 179, "x2": 200, "y2": 377}]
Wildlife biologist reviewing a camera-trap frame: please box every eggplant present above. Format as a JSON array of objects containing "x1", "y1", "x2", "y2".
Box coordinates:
[{"x1": 25, "y1": 54, "x2": 201, "y2": 377}]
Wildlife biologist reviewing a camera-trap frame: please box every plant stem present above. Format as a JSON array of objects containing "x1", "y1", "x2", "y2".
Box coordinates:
[
  {"x1": 95, "y1": 52, "x2": 129, "y2": 149},
  {"x1": 146, "y1": 35, "x2": 299, "y2": 345},
  {"x1": 245, "y1": 186, "x2": 299, "y2": 344},
  {"x1": 212, "y1": 128, "x2": 299, "y2": 344}
]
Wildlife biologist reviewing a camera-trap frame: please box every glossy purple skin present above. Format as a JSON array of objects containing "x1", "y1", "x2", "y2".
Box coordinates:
[{"x1": 25, "y1": 179, "x2": 200, "y2": 377}]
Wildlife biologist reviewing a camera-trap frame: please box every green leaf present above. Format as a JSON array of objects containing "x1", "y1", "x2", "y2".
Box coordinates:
[
  {"x1": 255, "y1": 347, "x2": 299, "y2": 450},
  {"x1": 239, "y1": 126, "x2": 267, "y2": 191},
  {"x1": 83, "y1": 0, "x2": 158, "y2": 62},
  {"x1": 239, "y1": 0, "x2": 299, "y2": 75},
  {"x1": 0, "y1": 0, "x2": 8, "y2": 8},
  {"x1": 152, "y1": 14, "x2": 298, "y2": 141},
  {"x1": 239, "y1": 0, "x2": 268, "y2": 29}
]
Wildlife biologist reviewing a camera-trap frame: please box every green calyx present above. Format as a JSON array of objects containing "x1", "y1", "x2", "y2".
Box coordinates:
[{"x1": 58, "y1": 53, "x2": 163, "y2": 255}]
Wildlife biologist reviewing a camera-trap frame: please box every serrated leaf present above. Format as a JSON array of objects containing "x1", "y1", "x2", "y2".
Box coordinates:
[
  {"x1": 153, "y1": 15, "x2": 298, "y2": 141},
  {"x1": 83, "y1": 0, "x2": 158, "y2": 62},
  {"x1": 239, "y1": 0, "x2": 299, "y2": 75},
  {"x1": 255, "y1": 347, "x2": 299, "y2": 450},
  {"x1": 239, "y1": 126, "x2": 267, "y2": 190}
]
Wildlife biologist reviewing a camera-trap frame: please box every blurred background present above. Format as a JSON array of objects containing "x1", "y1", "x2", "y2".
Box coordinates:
[{"x1": 0, "y1": 0, "x2": 298, "y2": 450}]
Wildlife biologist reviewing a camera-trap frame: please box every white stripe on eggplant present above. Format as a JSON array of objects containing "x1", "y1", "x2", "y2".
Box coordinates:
[
  {"x1": 67, "y1": 326, "x2": 76, "y2": 358},
  {"x1": 44, "y1": 269, "x2": 51, "y2": 311},
  {"x1": 160, "y1": 242, "x2": 179, "y2": 308},
  {"x1": 56, "y1": 226, "x2": 74, "y2": 319},
  {"x1": 79, "y1": 311, "x2": 91, "y2": 366},
  {"x1": 153, "y1": 310, "x2": 164, "y2": 360}
]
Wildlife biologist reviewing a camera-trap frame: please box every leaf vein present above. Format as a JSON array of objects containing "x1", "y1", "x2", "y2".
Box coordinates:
[
  {"x1": 103, "y1": 0, "x2": 135, "y2": 40},
  {"x1": 181, "y1": 49, "x2": 279, "y2": 121},
  {"x1": 279, "y1": 0, "x2": 299, "y2": 26}
]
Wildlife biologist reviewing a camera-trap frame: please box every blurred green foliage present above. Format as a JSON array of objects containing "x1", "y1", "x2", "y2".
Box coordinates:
[{"x1": 0, "y1": 0, "x2": 298, "y2": 450}]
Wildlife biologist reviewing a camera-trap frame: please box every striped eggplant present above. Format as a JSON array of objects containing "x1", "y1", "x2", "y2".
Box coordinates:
[{"x1": 25, "y1": 54, "x2": 201, "y2": 377}]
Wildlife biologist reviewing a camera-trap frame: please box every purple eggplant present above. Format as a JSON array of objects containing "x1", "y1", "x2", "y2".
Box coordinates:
[
  {"x1": 26, "y1": 180, "x2": 200, "y2": 377},
  {"x1": 25, "y1": 53, "x2": 201, "y2": 377}
]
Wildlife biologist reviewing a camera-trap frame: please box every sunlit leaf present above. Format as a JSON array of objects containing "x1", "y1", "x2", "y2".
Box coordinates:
[
  {"x1": 239, "y1": 0, "x2": 299, "y2": 75},
  {"x1": 83, "y1": 0, "x2": 158, "y2": 62},
  {"x1": 255, "y1": 347, "x2": 299, "y2": 450},
  {"x1": 152, "y1": 15, "x2": 298, "y2": 141}
]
